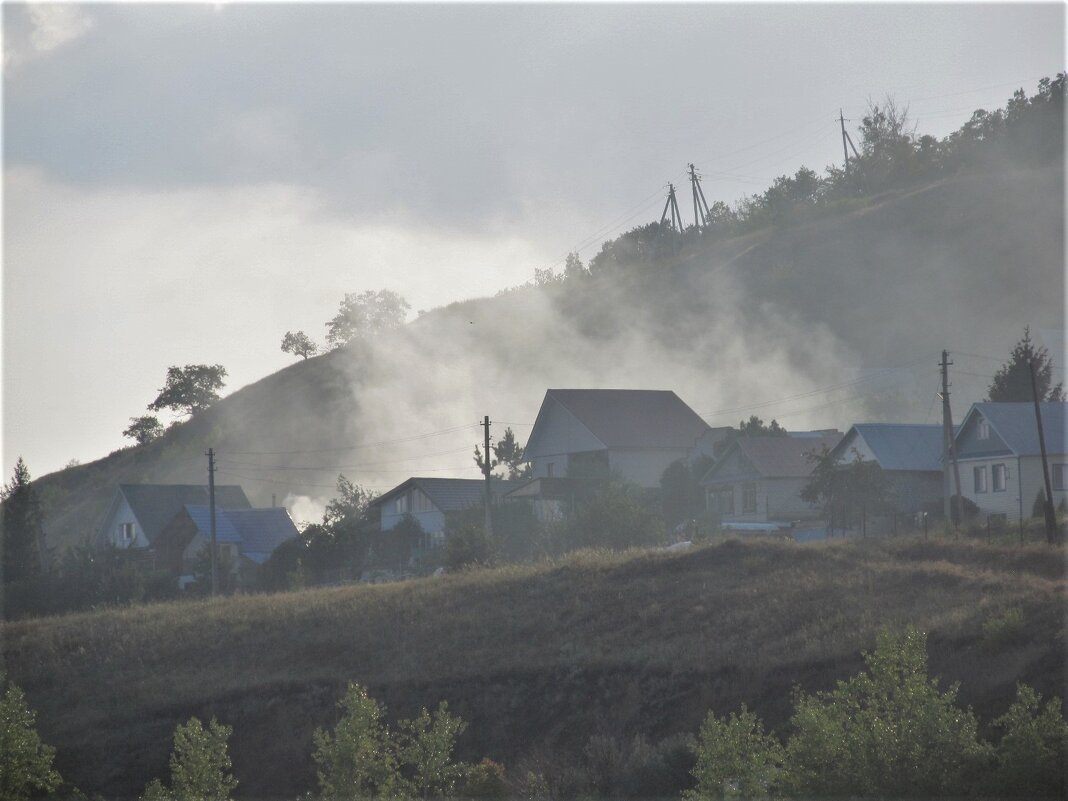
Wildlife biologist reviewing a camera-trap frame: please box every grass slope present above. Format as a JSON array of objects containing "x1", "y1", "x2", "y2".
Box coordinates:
[{"x1": 3, "y1": 537, "x2": 1064, "y2": 799}]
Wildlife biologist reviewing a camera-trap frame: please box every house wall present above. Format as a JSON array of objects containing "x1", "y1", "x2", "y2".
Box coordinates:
[
  {"x1": 381, "y1": 509, "x2": 446, "y2": 537},
  {"x1": 955, "y1": 454, "x2": 1067, "y2": 521},
  {"x1": 608, "y1": 448, "x2": 691, "y2": 488},
  {"x1": 101, "y1": 496, "x2": 150, "y2": 549},
  {"x1": 181, "y1": 535, "x2": 240, "y2": 575},
  {"x1": 706, "y1": 477, "x2": 818, "y2": 523},
  {"x1": 525, "y1": 396, "x2": 606, "y2": 479}
]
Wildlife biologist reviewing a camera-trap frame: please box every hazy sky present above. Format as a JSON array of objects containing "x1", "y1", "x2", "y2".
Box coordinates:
[{"x1": 3, "y1": 2, "x2": 1065, "y2": 477}]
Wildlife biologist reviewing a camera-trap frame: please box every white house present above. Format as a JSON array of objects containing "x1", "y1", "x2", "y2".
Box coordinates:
[
  {"x1": 522, "y1": 389, "x2": 712, "y2": 488},
  {"x1": 702, "y1": 433, "x2": 842, "y2": 523},
  {"x1": 97, "y1": 484, "x2": 251, "y2": 551},
  {"x1": 369, "y1": 477, "x2": 519, "y2": 544},
  {"x1": 952, "y1": 402, "x2": 1067, "y2": 522}
]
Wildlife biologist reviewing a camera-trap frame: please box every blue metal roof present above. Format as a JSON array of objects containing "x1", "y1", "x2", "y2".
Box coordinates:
[
  {"x1": 966, "y1": 402, "x2": 1067, "y2": 457},
  {"x1": 226, "y1": 508, "x2": 299, "y2": 559},
  {"x1": 842, "y1": 424, "x2": 946, "y2": 472},
  {"x1": 183, "y1": 505, "x2": 242, "y2": 543}
]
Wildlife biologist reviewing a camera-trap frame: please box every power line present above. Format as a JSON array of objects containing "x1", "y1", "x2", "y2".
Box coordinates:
[
  {"x1": 223, "y1": 423, "x2": 479, "y2": 456},
  {"x1": 217, "y1": 445, "x2": 472, "y2": 471}
]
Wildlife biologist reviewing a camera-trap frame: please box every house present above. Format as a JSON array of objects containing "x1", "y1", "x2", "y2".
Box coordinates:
[
  {"x1": 155, "y1": 505, "x2": 299, "y2": 585},
  {"x1": 952, "y1": 402, "x2": 1067, "y2": 522},
  {"x1": 522, "y1": 389, "x2": 712, "y2": 488},
  {"x1": 368, "y1": 477, "x2": 519, "y2": 544},
  {"x1": 97, "y1": 483, "x2": 251, "y2": 551},
  {"x1": 828, "y1": 424, "x2": 946, "y2": 515},
  {"x1": 701, "y1": 433, "x2": 842, "y2": 523},
  {"x1": 502, "y1": 476, "x2": 607, "y2": 523}
]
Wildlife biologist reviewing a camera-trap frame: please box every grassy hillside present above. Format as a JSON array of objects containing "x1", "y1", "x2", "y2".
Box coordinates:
[
  {"x1": 3, "y1": 537, "x2": 1064, "y2": 799},
  {"x1": 31, "y1": 165, "x2": 1063, "y2": 557}
]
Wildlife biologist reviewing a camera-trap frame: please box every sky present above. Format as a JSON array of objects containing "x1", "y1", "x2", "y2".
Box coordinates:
[{"x1": 3, "y1": 2, "x2": 1066, "y2": 478}]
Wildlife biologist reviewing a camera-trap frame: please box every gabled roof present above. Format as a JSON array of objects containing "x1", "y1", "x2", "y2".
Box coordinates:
[
  {"x1": 117, "y1": 484, "x2": 251, "y2": 543},
  {"x1": 833, "y1": 423, "x2": 945, "y2": 472},
  {"x1": 370, "y1": 477, "x2": 519, "y2": 512},
  {"x1": 538, "y1": 389, "x2": 710, "y2": 450},
  {"x1": 704, "y1": 433, "x2": 843, "y2": 481},
  {"x1": 959, "y1": 402, "x2": 1067, "y2": 457},
  {"x1": 183, "y1": 505, "x2": 299, "y2": 564}
]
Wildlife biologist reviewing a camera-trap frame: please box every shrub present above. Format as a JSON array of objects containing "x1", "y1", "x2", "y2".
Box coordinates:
[
  {"x1": 991, "y1": 684, "x2": 1068, "y2": 797},
  {"x1": 445, "y1": 521, "x2": 498, "y2": 571},
  {"x1": 684, "y1": 706, "x2": 783, "y2": 800},
  {"x1": 981, "y1": 606, "x2": 1026, "y2": 651},
  {"x1": 312, "y1": 683, "x2": 402, "y2": 799},
  {"x1": 566, "y1": 481, "x2": 665, "y2": 550},
  {"x1": 460, "y1": 758, "x2": 508, "y2": 799},
  {"x1": 0, "y1": 674, "x2": 62, "y2": 801},
  {"x1": 782, "y1": 626, "x2": 989, "y2": 798},
  {"x1": 396, "y1": 701, "x2": 468, "y2": 797},
  {"x1": 141, "y1": 717, "x2": 237, "y2": 801}
]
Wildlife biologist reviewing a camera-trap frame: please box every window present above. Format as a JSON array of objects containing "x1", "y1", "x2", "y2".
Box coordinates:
[
  {"x1": 977, "y1": 419, "x2": 990, "y2": 440},
  {"x1": 1054, "y1": 464, "x2": 1067, "y2": 491},
  {"x1": 411, "y1": 489, "x2": 433, "y2": 514},
  {"x1": 120, "y1": 522, "x2": 134, "y2": 544},
  {"x1": 742, "y1": 482, "x2": 757, "y2": 513},
  {"x1": 394, "y1": 494, "x2": 408, "y2": 515},
  {"x1": 973, "y1": 466, "x2": 988, "y2": 493},
  {"x1": 546, "y1": 462, "x2": 554, "y2": 478},
  {"x1": 712, "y1": 488, "x2": 734, "y2": 516},
  {"x1": 992, "y1": 463, "x2": 1007, "y2": 492}
]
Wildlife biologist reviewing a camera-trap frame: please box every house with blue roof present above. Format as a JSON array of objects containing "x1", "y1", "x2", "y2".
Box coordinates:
[
  {"x1": 98, "y1": 484, "x2": 252, "y2": 551},
  {"x1": 828, "y1": 423, "x2": 947, "y2": 518},
  {"x1": 953, "y1": 402, "x2": 1067, "y2": 522}
]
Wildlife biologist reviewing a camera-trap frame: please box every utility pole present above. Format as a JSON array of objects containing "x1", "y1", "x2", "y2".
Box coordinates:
[
  {"x1": 207, "y1": 447, "x2": 218, "y2": 597},
  {"x1": 688, "y1": 164, "x2": 712, "y2": 230},
  {"x1": 839, "y1": 109, "x2": 860, "y2": 173},
  {"x1": 939, "y1": 351, "x2": 963, "y2": 528},
  {"x1": 1029, "y1": 359, "x2": 1058, "y2": 544},
  {"x1": 660, "y1": 183, "x2": 684, "y2": 233},
  {"x1": 480, "y1": 416, "x2": 494, "y2": 540}
]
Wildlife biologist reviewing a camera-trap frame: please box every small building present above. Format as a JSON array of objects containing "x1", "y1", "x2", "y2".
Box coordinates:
[
  {"x1": 368, "y1": 477, "x2": 519, "y2": 545},
  {"x1": 522, "y1": 389, "x2": 712, "y2": 488},
  {"x1": 701, "y1": 433, "x2": 842, "y2": 523},
  {"x1": 953, "y1": 402, "x2": 1067, "y2": 522},
  {"x1": 828, "y1": 423, "x2": 946, "y2": 515},
  {"x1": 97, "y1": 483, "x2": 251, "y2": 551}
]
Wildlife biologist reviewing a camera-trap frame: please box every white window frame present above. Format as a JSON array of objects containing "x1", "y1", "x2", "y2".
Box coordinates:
[
  {"x1": 742, "y1": 482, "x2": 757, "y2": 513},
  {"x1": 394, "y1": 494, "x2": 408, "y2": 515},
  {"x1": 1054, "y1": 464, "x2": 1067, "y2": 492},
  {"x1": 992, "y1": 463, "x2": 1007, "y2": 493},
  {"x1": 120, "y1": 522, "x2": 135, "y2": 544},
  {"x1": 977, "y1": 419, "x2": 990, "y2": 440},
  {"x1": 973, "y1": 465, "x2": 988, "y2": 494}
]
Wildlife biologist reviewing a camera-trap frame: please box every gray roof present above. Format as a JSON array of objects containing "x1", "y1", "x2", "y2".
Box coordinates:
[
  {"x1": 835, "y1": 424, "x2": 945, "y2": 472},
  {"x1": 184, "y1": 505, "x2": 299, "y2": 564},
  {"x1": 118, "y1": 484, "x2": 251, "y2": 543},
  {"x1": 546, "y1": 389, "x2": 710, "y2": 449},
  {"x1": 370, "y1": 477, "x2": 519, "y2": 513},
  {"x1": 705, "y1": 433, "x2": 843, "y2": 481},
  {"x1": 963, "y1": 402, "x2": 1067, "y2": 456}
]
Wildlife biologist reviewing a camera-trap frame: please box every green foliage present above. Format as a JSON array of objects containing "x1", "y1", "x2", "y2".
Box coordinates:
[
  {"x1": 326, "y1": 289, "x2": 410, "y2": 348},
  {"x1": 566, "y1": 481, "x2": 664, "y2": 550},
  {"x1": 280, "y1": 330, "x2": 318, "y2": 360},
  {"x1": 801, "y1": 447, "x2": 892, "y2": 532},
  {"x1": 991, "y1": 683, "x2": 1068, "y2": 797},
  {"x1": 660, "y1": 457, "x2": 713, "y2": 530},
  {"x1": 1033, "y1": 487, "x2": 1049, "y2": 519},
  {"x1": 981, "y1": 606, "x2": 1026, "y2": 651},
  {"x1": 684, "y1": 706, "x2": 783, "y2": 800},
  {"x1": 1, "y1": 458, "x2": 44, "y2": 583},
  {"x1": 493, "y1": 428, "x2": 532, "y2": 480},
  {"x1": 0, "y1": 674, "x2": 62, "y2": 801},
  {"x1": 141, "y1": 717, "x2": 237, "y2": 801},
  {"x1": 314, "y1": 683, "x2": 402, "y2": 800},
  {"x1": 148, "y1": 364, "x2": 228, "y2": 417},
  {"x1": 371, "y1": 514, "x2": 427, "y2": 572},
  {"x1": 445, "y1": 520, "x2": 497, "y2": 571},
  {"x1": 782, "y1": 627, "x2": 989, "y2": 798},
  {"x1": 397, "y1": 702, "x2": 468, "y2": 798},
  {"x1": 987, "y1": 326, "x2": 1064, "y2": 402},
  {"x1": 460, "y1": 759, "x2": 508, "y2": 799},
  {"x1": 123, "y1": 415, "x2": 164, "y2": 445},
  {"x1": 736, "y1": 416, "x2": 787, "y2": 437}
]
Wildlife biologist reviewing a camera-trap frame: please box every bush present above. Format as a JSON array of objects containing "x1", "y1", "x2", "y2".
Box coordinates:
[
  {"x1": 460, "y1": 758, "x2": 508, "y2": 799},
  {"x1": 981, "y1": 606, "x2": 1027, "y2": 651},
  {"x1": 0, "y1": 674, "x2": 62, "y2": 801},
  {"x1": 141, "y1": 717, "x2": 237, "y2": 801},
  {"x1": 445, "y1": 521, "x2": 498, "y2": 571},
  {"x1": 991, "y1": 684, "x2": 1068, "y2": 798},
  {"x1": 782, "y1": 627, "x2": 989, "y2": 797},
  {"x1": 396, "y1": 702, "x2": 468, "y2": 797},
  {"x1": 684, "y1": 706, "x2": 783, "y2": 800},
  {"x1": 566, "y1": 481, "x2": 665, "y2": 550}
]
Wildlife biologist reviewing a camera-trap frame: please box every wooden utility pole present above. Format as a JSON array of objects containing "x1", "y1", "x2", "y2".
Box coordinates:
[
  {"x1": 1029, "y1": 359, "x2": 1058, "y2": 544},
  {"x1": 839, "y1": 109, "x2": 860, "y2": 173},
  {"x1": 660, "y1": 183, "x2": 684, "y2": 233},
  {"x1": 688, "y1": 164, "x2": 712, "y2": 230},
  {"x1": 207, "y1": 447, "x2": 218, "y2": 597},
  {"x1": 940, "y1": 351, "x2": 963, "y2": 528},
  {"x1": 481, "y1": 416, "x2": 494, "y2": 540}
]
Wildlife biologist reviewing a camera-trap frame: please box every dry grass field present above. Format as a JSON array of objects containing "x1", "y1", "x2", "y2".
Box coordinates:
[{"x1": 3, "y1": 536, "x2": 1065, "y2": 799}]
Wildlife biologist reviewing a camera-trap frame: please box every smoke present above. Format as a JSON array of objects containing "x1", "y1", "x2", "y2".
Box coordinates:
[{"x1": 283, "y1": 493, "x2": 327, "y2": 530}]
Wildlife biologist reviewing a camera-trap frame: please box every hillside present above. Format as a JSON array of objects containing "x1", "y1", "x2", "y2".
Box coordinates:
[{"x1": 2, "y1": 537, "x2": 1064, "y2": 799}]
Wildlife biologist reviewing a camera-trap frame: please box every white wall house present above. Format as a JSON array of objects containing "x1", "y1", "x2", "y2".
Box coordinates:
[
  {"x1": 522, "y1": 389, "x2": 712, "y2": 488},
  {"x1": 97, "y1": 484, "x2": 251, "y2": 551},
  {"x1": 702, "y1": 433, "x2": 842, "y2": 523},
  {"x1": 953, "y1": 402, "x2": 1067, "y2": 522},
  {"x1": 370, "y1": 477, "x2": 518, "y2": 544}
]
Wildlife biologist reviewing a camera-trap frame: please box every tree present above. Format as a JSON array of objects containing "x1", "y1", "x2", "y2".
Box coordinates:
[
  {"x1": 563, "y1": 252, "x2": 588, "y2": 281},
  {"x1": 684, "y1": 705, "x2": 784, "y2": 800},
  {"x1": 801, "y1": 447, "x2": 892, "y2": 534},
  {"x1": 123, "y1": 415, "x2": 164, "y2": 445},
  {"x1": 141, "y1": 717, "x2": 237, "y2": 801},
  {"x1": 396, "y1": 701, "x2": 468, "y2": 798},
  {"x1": 990, "y1": 683, "x2": 1068, "y2": 797},
  {"x1": 148, "y1": 365, "x2": 227, "y2": 417},
  {"x1": 280, "y1": 330, "x2": 318, "y2": 360},
  {"x1": 660, "y1": 457, "x2": 713, "y2": 531},
  {"x1": 326, "y1": 290, "x2": 410, "y2": 348},
  {"x1": 566, "y1": 481, "x2": 664, "y2": 550},
  {"x1": 1, "y1": 458, "x2": 44, "y2": 583},
  {"x1": 737, "y1": 416, "x2": 788, "y2": 437},
  {"x1": 987, "y1": 327, "x2": 1064, "y2": 402},
  {"x1": 313, "y1": 682, "x2": 404, "y2": 800},
  {"x1": 0, "y1": 674, "x2": 62, "y2": 801},
  {"x1": 492, "y1": 428, "x2": 531, "y2": 480},
  {"x1": 782, "y1": 627, "x2": 989, "y2": 798}
]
